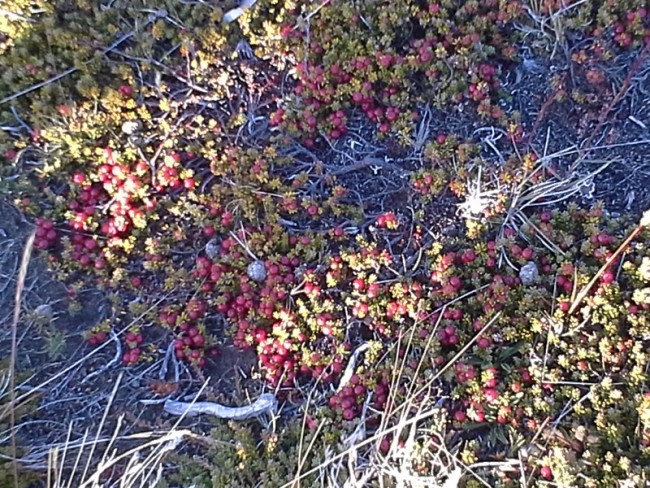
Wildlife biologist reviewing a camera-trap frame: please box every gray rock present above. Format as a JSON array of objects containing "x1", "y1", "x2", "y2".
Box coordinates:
[
  {"x1": 121, "y1": 120, "x2": 141, "y2": 135},
  {"x1": 205, "y1": 238, "x2": 220, "y2": 259},
  {"x1": 247, "y1": 260, "x2": 267, "y2": 282},
  {"x1": 519, "y1": 261, "x2": 539, "y2": 286}
]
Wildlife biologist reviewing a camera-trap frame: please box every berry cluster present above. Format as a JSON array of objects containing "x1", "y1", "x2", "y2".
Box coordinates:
[
  {"x1": 173, "y1": 323, "x2": 216, "y2": 368},
  {"x1": 34, "y1": 218, "x2": 57, "y2": 250},
  {"x1": 122, "y1": 331, "x2": 144, "y2": 365},
  {"x1": 375, "y1": 212, "x2": 399, "y2": 229},
  {"x1": 328, "y1": 375, "x2": 368, "y2": 420},
  {"x1": 86, "y1": 330, "x2": 108, "y2": 347}
]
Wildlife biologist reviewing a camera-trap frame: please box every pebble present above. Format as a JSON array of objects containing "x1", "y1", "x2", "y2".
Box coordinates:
[
  {"x1": 519, "y1": 261, "x2": 539, "y2": 286},
  {"x1": 121, "y1": 120, "x2": 141, "y2": 135},
  {"x1": 247, "y1": 260, "x2": 267, "y2": 282},
  {"x1": 205, "y1": 238, "x2": 220, "y2": 259},
  {"x1": 34, "y1": 303, "x2": 54, "y2": 321}
]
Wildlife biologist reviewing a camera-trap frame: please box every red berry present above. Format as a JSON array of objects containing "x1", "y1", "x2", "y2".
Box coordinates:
[
  {"x1": 540, "y1": 466, "x2": 553, "y2": 480},
  {"x1": 342, "y1": 408, "x2": 356, "y2": 420},
  {"x1": 483, "y1": 388, "x2": 499, "y2": 403},
  {"x1": 379, "y1": 436, "x2": 391, "y2": 454},
  {"x1": 449, "y1": 276, "x2": 462, "y2": 289},
  {"x1": 461, "y1": 250, "x2": 476, "y2": 263},
  {"x1": 118, "y1": 84, "x2": 133, "y2": 97},
  {"x1": 596, "y1": 232, "x2": 611, "y2": 246},
  {"x1": 352, "y1": 278, "x2": 366, "y2": 291},
  {"x1": 601, "y1": 269, "x2": 615, "y2": 284},
  {"x1": 367, "y1": 283, "x2": 381, "y2": 298},
  {"x1": 72, "y1": 172, "x2": 86, "y2": 185}
]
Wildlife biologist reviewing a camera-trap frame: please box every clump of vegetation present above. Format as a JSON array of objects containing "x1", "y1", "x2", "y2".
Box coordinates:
[{"x1": 273, "y1": 0, "x2": 523, "y2": 144}]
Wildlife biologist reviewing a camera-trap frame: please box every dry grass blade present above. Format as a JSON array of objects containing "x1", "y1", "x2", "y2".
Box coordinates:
[
  {"x1": 519, "y1": 0, "x2": 589, "y2": 57},
  {"x1": 4, "y1": 230, "x2": 35, "y2": 488},
  {"x1": 44, "y1": 378, "x2": 206, "y2": 487},
  {"x1": 568, "y1": 213, "x2": 648, "y2": 314},
  {"x1": 498, "y1": 153, "x2": 614, "y2": 256},
  {"x1": 283, "y1": 311, "x2": 503, "y2": 487}
]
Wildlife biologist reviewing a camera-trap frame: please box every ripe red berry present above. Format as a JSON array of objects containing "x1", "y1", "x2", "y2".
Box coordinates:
[
  {"x1": 72, "y1": 172, "x2": 86, "y2": 185},
  {"x1": 596, "y1": 232, "x2": 611, "y2": 246},
  {"x1": 367, "y1": 283, "x2": 380, "y2": 298},
  {"x1": 540, "y1": 466, "x2": 553, "y2": 480},
  {"x1": 118, "y1": 84, "x2": 133, "y2": 97},
  {"x1": 461, "y1": 250, "x2": 476, "y2": 263},
  {"x1": 601, "y1": 269, "x2": 615, "y2": 284},
  {"x1": 352, "y1": 278, "x2": 366, "y2": 291},
  {"x1": 379, "y1": 436, "x2": 391, "y2": 454},
  {"x1": 483, "y1": 388, "x2": 499, "y2": 403}
]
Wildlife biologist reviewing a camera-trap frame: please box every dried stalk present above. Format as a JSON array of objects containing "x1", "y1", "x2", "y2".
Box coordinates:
[{"x1": 163, "y1": 393, "x2": 277, "y2": 420}]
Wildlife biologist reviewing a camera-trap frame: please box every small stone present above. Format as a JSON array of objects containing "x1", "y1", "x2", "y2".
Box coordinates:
[
  {"x1": 519, "y1": 261, "x2": 539, "y2": 286},
  {"x1": 121, "y1": 120, "x2": 141, "y2": 135},
  {"x1": 34, "y1": 304, "x2": 53, "y2": 321},
  {"x1": 247, "y1": 260, "x2": 267, "y2": 282},
  {"x1": 205, "y1": 238, "x2": 220, "y2": 259}
]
